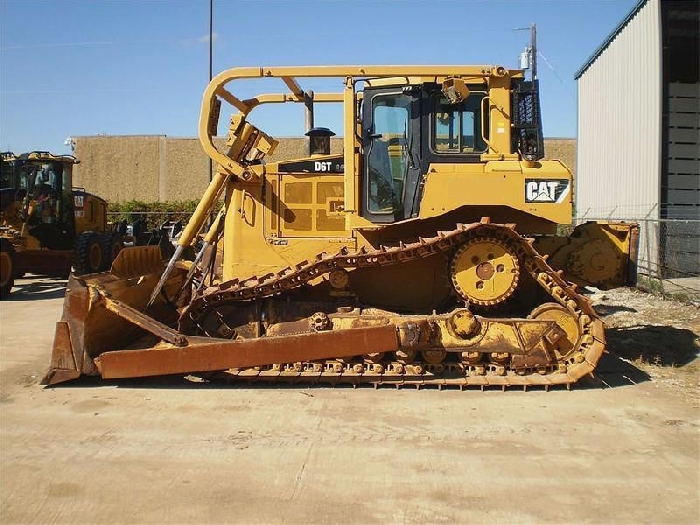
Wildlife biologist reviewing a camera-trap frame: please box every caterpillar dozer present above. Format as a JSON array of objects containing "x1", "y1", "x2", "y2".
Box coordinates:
[
  {"x1": 1, "y1": 151, "x2": 123, "y2": 298},
  {"x1": 43, "y1": 65, "x2": 638, "y2": 389}
]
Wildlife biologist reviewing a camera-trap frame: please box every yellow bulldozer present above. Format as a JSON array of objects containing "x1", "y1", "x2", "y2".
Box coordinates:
[
  {"x1": 43, "y1": 65, "x2": 638, "y2": 389},
  {"x1": 0, "y1": 151, "x2": 122, "y2": 298}
]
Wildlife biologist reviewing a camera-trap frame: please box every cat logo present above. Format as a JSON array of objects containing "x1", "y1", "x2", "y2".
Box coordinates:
[{"x1": 525, "y1": 179, "x2": 570, "y2": 203}]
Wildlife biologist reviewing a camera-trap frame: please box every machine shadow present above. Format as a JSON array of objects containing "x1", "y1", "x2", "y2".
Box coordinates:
[
  {"x1": 49, "y1": 374, "x2": 374, "y2": 392},
  {"x1": 593, "y1": 304, "x2": 638, "y2": 316},
  {"x1": 606, "y1": 324, "x2": 699, "y2": 368},
  {"x1": 7, "y1": 277, "x2": 67, "y2": 301},
  {"x1": 578, "y1": 353, "x2": 651, "y2": 389},
  {"x1": 579, "y1": 323, "x2": 699, "y2": 389}
]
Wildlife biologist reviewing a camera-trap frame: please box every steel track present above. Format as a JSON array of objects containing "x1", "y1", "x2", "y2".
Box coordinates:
[{"x1": 180, "y1": 220, "x2": 606, "y2": 389}]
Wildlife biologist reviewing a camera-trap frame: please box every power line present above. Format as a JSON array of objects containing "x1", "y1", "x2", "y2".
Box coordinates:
[{"x1": 538, "y1": 51, "x2": 575, "y2": 100}]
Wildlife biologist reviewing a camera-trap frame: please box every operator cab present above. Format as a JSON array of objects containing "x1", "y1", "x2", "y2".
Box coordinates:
[
  {"x1": 1, "y1": 152, "x2": 78, "y2": 250},
  {"x1": 361, "y1": 81, "x2": 489, "y2": 223},
  {"x1": 360, "y1": 77, "x2": 543, "y2": 224}
]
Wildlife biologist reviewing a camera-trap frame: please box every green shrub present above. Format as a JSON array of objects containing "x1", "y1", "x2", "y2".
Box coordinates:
[{"x1": 107, "y1": 200, "x2": 201, "y2": 230}]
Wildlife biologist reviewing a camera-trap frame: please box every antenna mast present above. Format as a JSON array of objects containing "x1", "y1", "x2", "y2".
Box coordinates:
[{"x1": 530, "y1": 23, "x2": 537, "y2": 81}]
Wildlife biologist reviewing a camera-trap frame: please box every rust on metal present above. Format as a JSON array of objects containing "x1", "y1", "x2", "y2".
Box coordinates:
[
  {"x1": 110, "y1": 246, "x2": 164, "y2": 279},
  {"x1": 100, "y1": 294, "x2": 188, "y2": 347},
  {"x1": 41, "y1": 322, "x2": 81, "y2": 385},
  {"x1": 42, "y1": 276, "x2": 91, "y2": 385},
  {"x1": 95, "y1": 324, "x2": 399, "y2": 379}
]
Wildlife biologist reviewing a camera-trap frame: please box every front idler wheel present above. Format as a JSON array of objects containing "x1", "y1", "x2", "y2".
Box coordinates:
[{"x1": 529, "y1": 302, "x2": 581, "y2": 360}]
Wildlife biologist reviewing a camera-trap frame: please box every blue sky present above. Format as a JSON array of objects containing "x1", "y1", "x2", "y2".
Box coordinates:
[{"x1": 1, "y1": 0, "x2": 639, "y2": 155}]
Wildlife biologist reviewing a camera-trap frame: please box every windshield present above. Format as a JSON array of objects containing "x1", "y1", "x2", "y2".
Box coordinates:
[
  {"x1": 0, "y1": 160, "x2": 13, "y2": 189},
  {"x1": 22, "y1": 161, "x2": 62, "y2": 194}
]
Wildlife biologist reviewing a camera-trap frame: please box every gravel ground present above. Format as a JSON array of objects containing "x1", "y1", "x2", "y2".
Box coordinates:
[
  {"x1": 590, "y1": 287, "x2": 700, "y2": 405},
  {"x1": 0, "y1": 277, "x2": 698, "y2": 525}
]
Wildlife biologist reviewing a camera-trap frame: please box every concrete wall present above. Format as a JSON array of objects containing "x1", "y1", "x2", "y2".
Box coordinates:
[
  {"x1": 73, "y1": 135, "x2": 343, "y2": 202},
  {"x1": 73, "y1": 135, "x2": 573, "y2": 203},
  {"x1": 545, "y1": 138, "x2": 576, "y2": 178},
  {"x1": 74, "y1": 136, "x2": 163, "y2": 202}
]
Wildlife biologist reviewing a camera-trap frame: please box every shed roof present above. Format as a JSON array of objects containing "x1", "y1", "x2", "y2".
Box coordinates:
[{"x1": 574, "y1": 0, "x2": 649, "y2": 80}]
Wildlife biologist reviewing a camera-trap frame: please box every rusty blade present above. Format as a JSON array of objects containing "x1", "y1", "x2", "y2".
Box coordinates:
[
  {"x1": 95, "y1": 324, "x2": 399, "y2": 379},
  {"x1": 41, "y1": 276, "x2": 91, "y2": 385},
  {"x1": 42, "y1": 321, "x2": 81, "y2": 385},
  {"x1": 100, "y1": 295, "x2": 188, "y2": 347}
]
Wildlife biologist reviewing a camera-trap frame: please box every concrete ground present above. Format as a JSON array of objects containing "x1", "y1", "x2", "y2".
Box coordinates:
[
  {"x1": 1, "y1": 277, "x2": 699, "y2": 525},
  {"x1": 661, "y1": 276, "x2": 700, "y2": 302}
]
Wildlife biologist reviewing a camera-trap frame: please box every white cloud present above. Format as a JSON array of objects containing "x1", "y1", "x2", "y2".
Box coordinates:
[{"x1": 197, "y1": 32, "x2": 219, "y2": 44}]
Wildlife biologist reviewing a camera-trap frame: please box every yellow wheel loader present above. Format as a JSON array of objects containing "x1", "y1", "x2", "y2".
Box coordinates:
[
  {"x1": 43, "y1": 66, "x2": 638, "y2": 389},
  {"x1": 0, "y1": 151, "x2": 122, "y2": 298}
]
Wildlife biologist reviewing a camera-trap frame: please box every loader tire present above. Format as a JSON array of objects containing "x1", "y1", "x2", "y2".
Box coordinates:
[
  {"x1": 74, "y1": 232, "x2": 104, "y2": 275},
  {"x1": 101, "y1": 231, "x2": 124, "y2": 271},
  {"x1": 0, "y1": 238, "x2": 16, "y2": 299}
]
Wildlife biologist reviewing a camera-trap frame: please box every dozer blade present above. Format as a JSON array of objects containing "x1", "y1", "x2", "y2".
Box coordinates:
[
  {"x1": 42, "y1": 246, "x2": 186, "y2": 386},
  {"x1": 42, "y1": 245, "x2": 400, "y2": 385}
]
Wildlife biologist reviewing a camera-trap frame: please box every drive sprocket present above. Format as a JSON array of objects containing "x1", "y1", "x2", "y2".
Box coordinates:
[{"x1": 450, "y1": 237, "x2": 520, "y2": 306}]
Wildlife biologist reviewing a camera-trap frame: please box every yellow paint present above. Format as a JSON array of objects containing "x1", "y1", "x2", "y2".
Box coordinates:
[{"x1": 192, "y1": 65, "x2": 585, "y2": 290}]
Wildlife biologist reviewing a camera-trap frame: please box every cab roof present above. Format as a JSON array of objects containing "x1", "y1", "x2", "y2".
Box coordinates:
[{"x1": 16, "y1": 151, "x2": 79, "y2": 164}]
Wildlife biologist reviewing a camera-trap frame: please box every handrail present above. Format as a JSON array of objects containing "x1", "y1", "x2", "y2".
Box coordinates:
[
  {"x1": 480, "y1": 96, "x2": 495, "y2": 153},
  {"x1": 197, "y1": 65, "x2": 521, "y2": 172}
]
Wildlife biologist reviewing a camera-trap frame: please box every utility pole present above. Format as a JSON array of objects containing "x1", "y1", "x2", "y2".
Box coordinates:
[{"x1": 515, "y1": 23, "x2": 537, "y2": 82}]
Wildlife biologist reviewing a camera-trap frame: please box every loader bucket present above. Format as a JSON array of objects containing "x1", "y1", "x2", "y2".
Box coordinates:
[{"x1": 42, "y1": 246, "x2": 187, "y2": 385}]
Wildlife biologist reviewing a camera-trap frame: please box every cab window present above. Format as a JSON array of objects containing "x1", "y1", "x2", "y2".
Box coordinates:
[
  {"x1": 62, "y1": 164, "x2": 72, "y2": 193},
  {"x1": 432, "y1": 93, "x2": 488, "y2": 154}
]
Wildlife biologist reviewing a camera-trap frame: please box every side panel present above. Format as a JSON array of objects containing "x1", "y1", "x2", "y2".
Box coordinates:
[
  {"x1": 269, "y1": 172, "x2": 347, "y2": 238},
  {"x1": 418, "y1": 160, "x2": 573, "y2": 232},
  {"x1": 74, "y1": 193, "x2": 107, "y2": 234},
  {"x1": 221, "y1": 173, "x2": 355, "y2": 283},
  {"x1": 577, "y1": 0, "x2": 661, "y2": 223}
]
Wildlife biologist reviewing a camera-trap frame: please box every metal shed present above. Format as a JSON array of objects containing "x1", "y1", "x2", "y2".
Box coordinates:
[{"x1": 575, "y1": 0, "x2": 699, "y2": 279}]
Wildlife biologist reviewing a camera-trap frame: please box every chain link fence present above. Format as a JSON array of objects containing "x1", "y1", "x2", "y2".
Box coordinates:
[
  {"x1": 107, "y1": 210, "x2": 195, "y2": 246},
  {"x1": 107, "y1": 210, "x2": 195, "y2": 232}
]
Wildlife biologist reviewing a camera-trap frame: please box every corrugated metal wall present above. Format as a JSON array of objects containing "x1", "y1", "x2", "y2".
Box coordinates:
[{"x1": 576, "y1": 0, "x2": 662, "y2": 275}]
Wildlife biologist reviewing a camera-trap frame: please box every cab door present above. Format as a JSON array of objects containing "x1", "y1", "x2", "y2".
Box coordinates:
[{"x1": 361, "y1": 88, "x2": 421, "y2": 223}]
